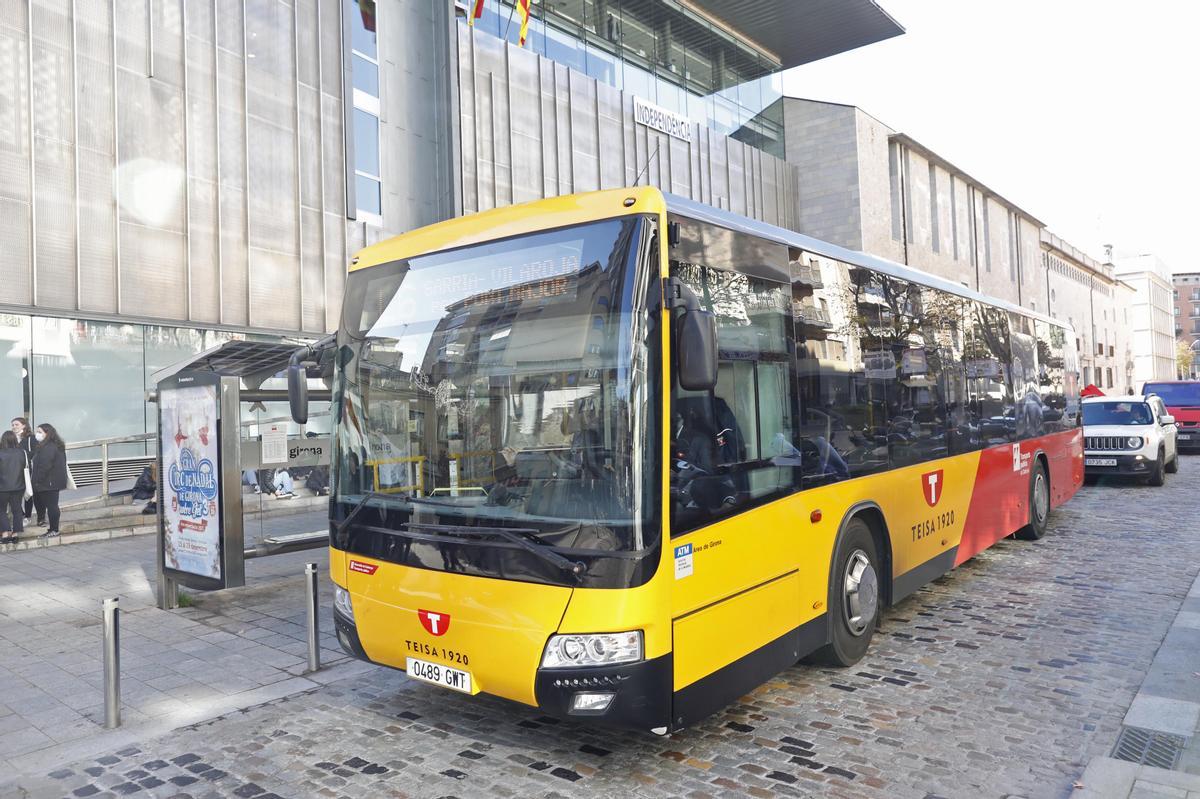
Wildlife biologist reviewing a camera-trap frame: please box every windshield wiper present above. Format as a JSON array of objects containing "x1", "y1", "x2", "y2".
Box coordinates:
[
  {"x1": 336, "y1": 491, "x2": 408, "y2": 537},
  {"x1": 405, "y1": 522, "x2": 586, "y2": 579}
]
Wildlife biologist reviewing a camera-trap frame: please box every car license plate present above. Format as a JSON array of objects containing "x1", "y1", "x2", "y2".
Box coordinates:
[
  {"x1": 1179, "y1": 434, "x2": 1192, "y2": 440},
  {"x1": 406, "y1": 657, "x2": 474, "y2": 694},
  {"x1": 1085, "y1": 458, "x2": 1117, "y2": 466}
]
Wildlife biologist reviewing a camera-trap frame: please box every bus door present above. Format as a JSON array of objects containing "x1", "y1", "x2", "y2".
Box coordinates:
[{"x1": 666, "y1": 256, "x2": 808, "y2": 726}]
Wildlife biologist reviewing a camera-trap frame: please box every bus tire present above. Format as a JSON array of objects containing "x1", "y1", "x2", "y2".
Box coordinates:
[
  {"x1": 1015, "y1": 460, "x2": 1049, "y2": 540},
  {"x1": 811, "y1": 517, "x2": 879, "y2": 667}
]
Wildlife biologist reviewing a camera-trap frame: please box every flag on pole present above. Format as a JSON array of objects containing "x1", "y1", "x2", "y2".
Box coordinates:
[
  {"x1": 469, "y1": 0, "x2": 484, "y2": 26},
  {"x1": 517, "y1": 0, "x2": 531, "y2": 45}
]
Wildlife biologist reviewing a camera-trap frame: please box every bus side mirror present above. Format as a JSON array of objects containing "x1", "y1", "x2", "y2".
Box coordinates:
[
  {"x1": 678, "y1": 309, "x2": 718, "y2": 391},
  {"x1": 288, "y1": 354, "x2": 309, "y2": 425}
]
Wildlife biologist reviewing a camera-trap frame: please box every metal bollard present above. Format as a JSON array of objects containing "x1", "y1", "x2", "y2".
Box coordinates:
[
  {"x1": 305, "y1": 563, "x2": 320, "y2": 673},
  {"x1": 102, "y1": 597, "x2": 121, "y2": 729}
]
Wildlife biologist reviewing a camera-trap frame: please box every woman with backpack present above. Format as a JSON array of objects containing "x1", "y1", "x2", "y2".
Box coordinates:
[{"x1": 30, "y1": 423, "x2": 68, "y2": 540}]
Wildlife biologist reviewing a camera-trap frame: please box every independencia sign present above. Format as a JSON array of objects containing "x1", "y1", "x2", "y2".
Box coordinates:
[{"x1": 633, "y1": 96, "x2": 693, "y2": 143}]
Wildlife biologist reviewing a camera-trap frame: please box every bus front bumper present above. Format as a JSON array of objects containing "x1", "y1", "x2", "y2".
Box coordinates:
[
  {"x1": 334, "y1": 610, "x2": 672, "y2": 732},
  {"x1": 533, "y1": 654, "x2": 672, "y2": 732}
]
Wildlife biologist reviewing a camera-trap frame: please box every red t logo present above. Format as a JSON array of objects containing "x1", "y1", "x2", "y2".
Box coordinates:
[
  {"x1": 922, "y1": 469, "x2": 944, "y2": 507},
  {"x1": 417, "y1": 609, "x2": 450, "y2": 636}
]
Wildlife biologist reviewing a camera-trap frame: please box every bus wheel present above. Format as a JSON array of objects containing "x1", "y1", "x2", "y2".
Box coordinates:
[
  {"x1": 1015, "y1": 461, "x2": 1050, "y2": 540},
  {"x1": 811, "y1": 518, "x2": 879, "y2": 667}
]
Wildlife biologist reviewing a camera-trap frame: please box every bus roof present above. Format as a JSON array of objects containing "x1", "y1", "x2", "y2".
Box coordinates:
[{"x1": 349, "y1": 187, "x2": 1071, "y2": 334}]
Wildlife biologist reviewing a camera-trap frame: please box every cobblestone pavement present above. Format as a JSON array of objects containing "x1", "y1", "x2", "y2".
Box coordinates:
[{"x1": 8, "y1": 458, "x2": 1200, "y2": 799}]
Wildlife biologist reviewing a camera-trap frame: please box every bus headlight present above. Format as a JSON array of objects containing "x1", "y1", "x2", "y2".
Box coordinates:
[
  {"x1": 1126, "y1": 436, "x2": 1143, "y2": 449},
  {"x1": 541, "y1": 631, "x2": 643, "y2": 668},
  {"x1": 334, "y1": 585, "x2": 355, "y2": 622}
]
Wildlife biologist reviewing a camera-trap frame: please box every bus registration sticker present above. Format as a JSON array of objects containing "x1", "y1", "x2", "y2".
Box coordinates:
[
  {"x1": 406, "y1": 657, "x2": 474, "y2": 694},
  {"x1": 674, "y1": 543, "x2": 694, "y2": 579}
]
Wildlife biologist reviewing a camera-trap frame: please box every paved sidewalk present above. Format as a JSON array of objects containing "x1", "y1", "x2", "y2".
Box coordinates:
[
  {"x1": 0, "y1": 513, "x2": 344, "y2": 786},
  {"x1": 1077, "y1": 570, "x2": 1200, "y2": 797}
]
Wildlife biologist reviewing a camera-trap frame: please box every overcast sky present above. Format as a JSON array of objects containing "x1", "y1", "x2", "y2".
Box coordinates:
[{"x1": 781, "y1": 0, "x2": 1200, "y2": 274}]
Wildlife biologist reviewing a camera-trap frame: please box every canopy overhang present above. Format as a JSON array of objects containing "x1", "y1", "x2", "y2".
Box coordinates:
[{"x1": 682, "y1": 0, "x2": 904, "y2": 69}]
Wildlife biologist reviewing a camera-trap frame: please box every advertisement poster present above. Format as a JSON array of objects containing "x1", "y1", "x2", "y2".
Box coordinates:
[{"x1": 162, "y1": 385, "x2": 222, "y2": 580}]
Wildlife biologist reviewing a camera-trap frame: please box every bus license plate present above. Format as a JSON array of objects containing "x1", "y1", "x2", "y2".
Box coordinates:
[
  {"x1": 1085, "y1": 458, "x2": 1117, "y2": 466},
  {"x1": 406, "y1": 657, "x2": 474, "y2": 694}
]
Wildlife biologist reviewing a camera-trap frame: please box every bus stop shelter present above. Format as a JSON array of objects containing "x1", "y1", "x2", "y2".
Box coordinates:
[{"x1": 152, "y1": 340, "x2": 332, "y2": 609}]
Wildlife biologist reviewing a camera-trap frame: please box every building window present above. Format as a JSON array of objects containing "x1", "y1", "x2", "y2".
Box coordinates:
[
  {"x1": 353, "y1": 109, "x2": 382, "y2": 217},
  {"x1": 889, "y1": 143, "x2": 902, "y2": 242},
  {"x1": 982, "y1": 201, "x2": 991, "y2": 272},
  {"x1": 928, "y1": 163, "x2": 939, "y2": 254},
  {"x1": 1106, "y1": 368, "x2": 1113, "y2": 388},
  {"x1": 347, "y1": 0, "x2": 382, "y2": 223},
  {"x1": 1193, "y1": 303, "x2": 1200, "y2": 318}
]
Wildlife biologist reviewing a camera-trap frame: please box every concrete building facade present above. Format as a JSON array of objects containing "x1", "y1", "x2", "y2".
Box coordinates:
[
  {"x1": 779, "y1": 96, "x2": 1135, "y2": 392},
  {"x1": 0, "y1": 0, "x2": 903, "y2": 452},
  {"x1": 1114, "y1": 254, "x2": 1177, "y2": 387},
  {"x1": 1042, "y1": 232, "x2": 1135, "y2": 393},
  {"x1": 781, "y1": 98, "x2": 1048, "y2": 312},
  {"x1": 1171, "y1": 271, "x2": 1200, "y2": 378}
]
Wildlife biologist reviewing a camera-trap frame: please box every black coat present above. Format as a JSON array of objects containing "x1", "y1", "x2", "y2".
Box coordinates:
[
  {"x1": 0, "y1": 449, "x2": 25, "y2": 494},
  {"x1": 31, "y1": 443, "x2": 69, "y2": 492}
]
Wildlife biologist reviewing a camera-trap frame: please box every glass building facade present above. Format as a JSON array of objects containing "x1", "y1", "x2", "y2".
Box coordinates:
[
  {"x1": 0, "y1": 313, "x2": 287, "y2": 458},
  {"x1": 467, "y1": 0, "x2": 785, "y2": 158}
]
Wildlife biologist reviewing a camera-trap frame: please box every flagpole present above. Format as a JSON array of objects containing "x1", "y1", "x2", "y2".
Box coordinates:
[{"x1": 502, "y1": 0, "x2": 517, "y2": 42}]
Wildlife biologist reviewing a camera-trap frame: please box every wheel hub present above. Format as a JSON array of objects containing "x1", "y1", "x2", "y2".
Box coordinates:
[
  {"x1": 1034, "y1": 472, "x2": 1048, "y2": 523},
  {"x1": 843, "y1": 550, "x2": 878, "y2": 636}
]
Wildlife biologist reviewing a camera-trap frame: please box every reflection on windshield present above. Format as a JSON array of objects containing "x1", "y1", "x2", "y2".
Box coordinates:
[
  {"x1": 332, "y1": 216, "x2": 659, "y2": 583},
  {"x1": 1083, "y1": 402, "x2": 1154, "y2": 426}
]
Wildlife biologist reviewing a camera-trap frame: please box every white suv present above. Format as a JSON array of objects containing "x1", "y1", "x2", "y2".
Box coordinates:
[{"x1": 1082, "y1": 395, "x2": 1179, "y2": 485}]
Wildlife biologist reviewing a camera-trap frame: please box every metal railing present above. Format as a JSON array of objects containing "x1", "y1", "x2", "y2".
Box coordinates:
[
  {"x1": 65, "y1": 433, "x2": 156, "y2": 501},
  {"x1": 794, "y1": 301, "x2": 833, "y2": 328},
  {"x1": 795, "y1": 262, "x2": 824, "y2": 289}
]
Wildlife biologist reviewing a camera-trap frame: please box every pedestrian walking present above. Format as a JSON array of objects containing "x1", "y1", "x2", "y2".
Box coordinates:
[
  {"x1": 10, "y1": 417, "x2": 40, "y2": 524},
  {"x1": 30, "y1": 423, "x2": 68, "y2": 540},
  {"x1": 0, "y1": 430, "x2": 27, "y2": 544}
]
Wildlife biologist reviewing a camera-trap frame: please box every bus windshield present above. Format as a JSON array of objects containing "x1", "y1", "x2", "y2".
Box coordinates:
[
  {"x1": 1143, "y1": 382, "x2": 1200, "y2": 407},
  {"x1": 331, "y1": 216, "x2": 660, "y2": 586}
]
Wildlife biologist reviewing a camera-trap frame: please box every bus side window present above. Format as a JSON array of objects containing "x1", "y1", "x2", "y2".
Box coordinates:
[{"x1": 669, "y1": 263, "x2": 796, "y2": 537}]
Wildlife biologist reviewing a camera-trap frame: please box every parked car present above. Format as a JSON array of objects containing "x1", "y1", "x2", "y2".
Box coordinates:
[
  {"x1": 1142, "y1": 380, "x2": 1200, "y2": 452},
  {"x1": 1082, "y1": 395, "x2": 1178, "y2": 485}
]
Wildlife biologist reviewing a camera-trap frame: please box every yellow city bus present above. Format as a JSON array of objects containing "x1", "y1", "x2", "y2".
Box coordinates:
[{"x1": 293, "y1": 187, "x2": 1083, "y2": 733}]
